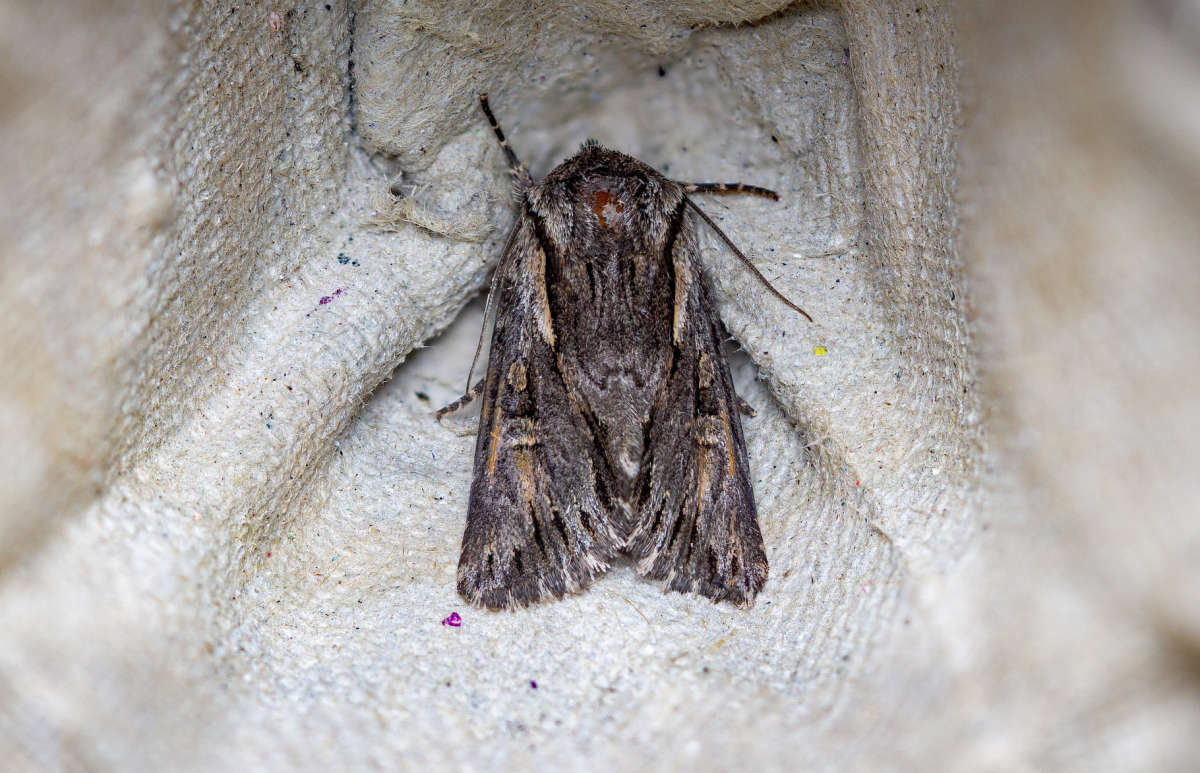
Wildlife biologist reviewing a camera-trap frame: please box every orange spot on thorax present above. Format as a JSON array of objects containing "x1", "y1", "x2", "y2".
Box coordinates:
[{"x1": 590, "y1": 189, "x2": 624, "y2": 227}]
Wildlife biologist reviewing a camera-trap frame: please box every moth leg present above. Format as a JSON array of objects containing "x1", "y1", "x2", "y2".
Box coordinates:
[
  {"x1": 736, "y1": 395, "x2": 756, "y2": 418},
  {"x1": 435, "y1": 378, "x2": 486, "y2": 419},
  {"x1": 682, "y1": 182, "x2": 779, "y2": 200}
]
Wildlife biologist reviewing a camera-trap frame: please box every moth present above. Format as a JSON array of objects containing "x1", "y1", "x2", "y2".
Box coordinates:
[{"x1": 439, "y1": 95, "x2": 810, "y2": 610}]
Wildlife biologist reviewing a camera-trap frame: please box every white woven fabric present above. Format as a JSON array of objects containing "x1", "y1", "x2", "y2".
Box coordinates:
[{"x1": 1, "y1": 1, "x2": 1196, "y2": 769}]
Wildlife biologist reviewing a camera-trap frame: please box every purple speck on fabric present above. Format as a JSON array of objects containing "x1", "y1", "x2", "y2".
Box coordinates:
[
  {"x1": 318, "y1": 296, "x2": 332, "y2": 305},
  {"x1": 441, "y1": 612, "x2": 462, "y2": 627},
  {"x1": 530, "y1": 680, "x2": 537, "y2": 689}
]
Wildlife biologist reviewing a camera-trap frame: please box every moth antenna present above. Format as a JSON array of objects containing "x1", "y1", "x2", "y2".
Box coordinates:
[
  {"x1": 684, "y1": 197, "x2": 813, "y2": 322},
  {"x1": 479, "y1": 93, "x2": 533, "y2": 188},
  {"x1": 463, "y1": 216, "x2": 523, "y2": 392},
  {"x1": 682, "y1": 182, "x2": 779, "y2": 201},
  {"x1": 464, "y1": 272, "x2": 497, "y2": 391}
]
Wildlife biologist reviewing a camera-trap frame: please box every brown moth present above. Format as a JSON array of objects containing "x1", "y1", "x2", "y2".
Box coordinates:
[{"x1": 439, "y1": 95, "x2": 810, "y2": 610}]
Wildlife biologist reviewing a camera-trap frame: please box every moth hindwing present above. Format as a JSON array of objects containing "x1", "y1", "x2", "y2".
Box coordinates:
[{"x1": 440, "y1": 94, "x2": 809, "y2": 610}]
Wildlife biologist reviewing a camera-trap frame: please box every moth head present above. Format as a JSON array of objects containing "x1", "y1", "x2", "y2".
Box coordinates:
[{"x1": 532, "y1": 146, "x2": 684, "y2": 249}]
